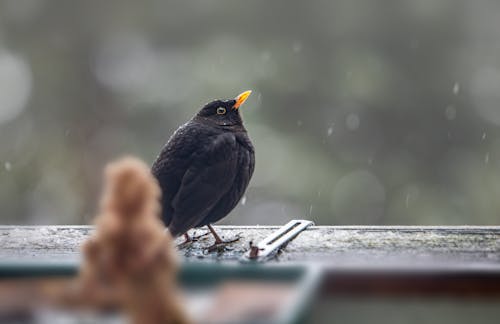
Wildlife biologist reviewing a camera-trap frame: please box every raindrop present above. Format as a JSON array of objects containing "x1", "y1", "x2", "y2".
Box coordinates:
[
  {"x1": 481, "y1": 132, "x2": 487, "y2": 141},
  {"x1": 485, "y1": 152, "x2": 490, "y2": 164},
  {"x1": 241, "y1": 196, "x2": 247, "y2": 206},
  {"x1": 297, "y1": 120, "x2": 303, "y2": 127},
  {"x1": 405, "y1": 186, "x2": 419, "y2": 208},
  {"x1": 4, "y1": 162, "x2": 11, "y2": 171},
  {"x1": 327, "y1": 126, "x2": 333, "y2": 136},
  {"x1": 445, "y1": 105, "x2": 456, "y2": 120},
  {"x1": 346, "y1": 113, "x2": 360, "y2": 131},
  {"x1": 453, "y1": 82, "x2": 460, "y2": 95},
  {"x1": 309, "y1": 205, "x2": 313, "y2": 216}
]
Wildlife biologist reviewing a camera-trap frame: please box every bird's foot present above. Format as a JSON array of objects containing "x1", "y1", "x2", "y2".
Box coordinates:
[
  {"x1": 205, "y1": 235, "x2": 241, "y2": 253},
  {"x1": 177, "y1": 231, "x2": 210, "y2": 248},
  {"x1": 191, "y1": 230, "x2": 211, "y2": 241}
]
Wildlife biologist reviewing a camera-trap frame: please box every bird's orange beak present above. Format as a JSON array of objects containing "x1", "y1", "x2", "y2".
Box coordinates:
[{"x1": 233, "y1": 90, "x2": 252, "y2": 109}]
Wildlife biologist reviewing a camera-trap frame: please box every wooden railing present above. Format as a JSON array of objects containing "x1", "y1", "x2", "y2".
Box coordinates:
[{"x1": 1, "y1": 225, "x2": 500, "y2": 295}]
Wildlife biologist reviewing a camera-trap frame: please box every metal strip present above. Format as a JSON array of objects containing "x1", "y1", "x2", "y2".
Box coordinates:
[{"x1": 241, "y1": 219, "x2": 314, "y2": 263}]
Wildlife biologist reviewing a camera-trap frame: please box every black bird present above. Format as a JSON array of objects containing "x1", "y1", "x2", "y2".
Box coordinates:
[{"x1": 152, "y1": 91, "x2": 255, "y2": 246}]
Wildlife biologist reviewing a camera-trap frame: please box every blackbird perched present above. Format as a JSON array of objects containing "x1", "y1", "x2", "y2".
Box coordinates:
[{"x1": 152, "y1": 91, "x2": 255, "y2": 246}]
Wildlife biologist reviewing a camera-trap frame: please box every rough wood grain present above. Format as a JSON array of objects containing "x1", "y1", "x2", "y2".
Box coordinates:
[{"x1": 1, "y1": 226, "x2": 499, "y2": 270}]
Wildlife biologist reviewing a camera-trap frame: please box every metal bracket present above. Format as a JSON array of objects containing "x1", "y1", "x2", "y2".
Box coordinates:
[{"x1": 240, "y1": 219, "x2": 314, "y2": 263}]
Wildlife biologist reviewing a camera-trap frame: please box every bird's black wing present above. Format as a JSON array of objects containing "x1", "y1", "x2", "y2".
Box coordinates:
[
  {"x1": 152, "y1": 124, "x2": 200, "y2": 227},
  {"x1": 167, "y1": 132, "x2": 239, "y2": 236}
]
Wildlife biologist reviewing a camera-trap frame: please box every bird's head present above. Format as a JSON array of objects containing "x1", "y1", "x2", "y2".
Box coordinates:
[{"x1": 195, "y1": 90, "x2": 252, "y2": 128}]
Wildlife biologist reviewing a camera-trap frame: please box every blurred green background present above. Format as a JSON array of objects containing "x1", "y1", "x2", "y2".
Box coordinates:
[{"x1": 1, "y1": 0, "x2": 500, "y2": 225}]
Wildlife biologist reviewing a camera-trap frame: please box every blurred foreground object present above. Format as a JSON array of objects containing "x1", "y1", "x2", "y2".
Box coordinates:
[{"x1": 74, "y1": 156, "x2": 190, "y2": 324}]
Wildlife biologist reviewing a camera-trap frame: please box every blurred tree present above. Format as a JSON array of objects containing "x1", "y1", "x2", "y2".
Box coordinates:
[{"x1": 1, "y1": 0, "x2": 500, "y2": 225}]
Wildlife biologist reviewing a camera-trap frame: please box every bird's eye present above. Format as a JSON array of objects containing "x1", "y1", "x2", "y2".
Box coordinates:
[{"x1": 216, "y1": 107, "x2": 226, "y2": 115}]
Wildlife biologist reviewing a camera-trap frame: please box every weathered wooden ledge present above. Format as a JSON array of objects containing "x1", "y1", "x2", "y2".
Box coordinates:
[
  {"x1": 1, "y1": 225, "x2": 499, "y2": 267},
  {"x1": 2, "y1": 226, "x2": 500, "y2": 295}
]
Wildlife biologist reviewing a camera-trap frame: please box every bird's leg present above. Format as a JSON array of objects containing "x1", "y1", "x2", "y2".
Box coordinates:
[
  {"x1": 208, "y1": 225, "x2": 224, "y2": 244},
  {"x1": 206, "y1": 224, "x2": 240, "y2": 252},
  {"x1": 183, "y1": 233, "x2": 192, "y2": 243}
]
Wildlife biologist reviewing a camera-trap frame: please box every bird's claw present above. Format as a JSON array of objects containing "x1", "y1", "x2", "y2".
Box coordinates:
[
  {"x1": 191, "y1": 231, "x2": 211, "y2": 241},
  {"x1": 177, "y1": 231, "x2": 210, "y2": 248},
  {"x1": 205, "y1": 235, "x2": 241, "y2": 253}
]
